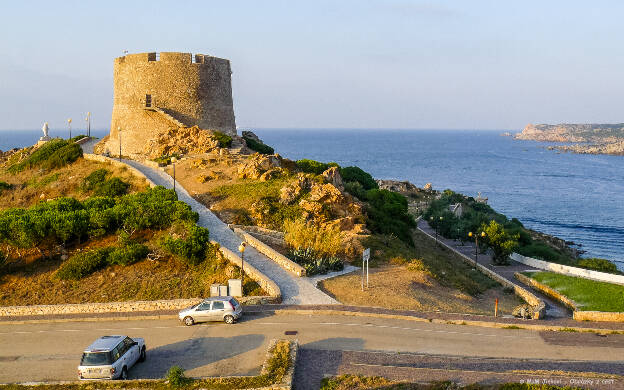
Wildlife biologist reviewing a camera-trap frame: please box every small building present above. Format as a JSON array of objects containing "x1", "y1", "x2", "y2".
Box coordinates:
[
  {"x1": 476, "y1": 192, "x2": 488, "y2": 204},
  {"x1": 449, "y1": 203, "x2": 464, "y2": 217}
]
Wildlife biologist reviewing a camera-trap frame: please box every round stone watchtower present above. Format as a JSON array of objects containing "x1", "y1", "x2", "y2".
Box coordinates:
[{"x1": 101, "y1": 51, "x2": 237, "y2": 157}]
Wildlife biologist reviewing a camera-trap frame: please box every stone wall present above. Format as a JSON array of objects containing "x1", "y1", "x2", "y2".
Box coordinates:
[
  {"x1": 417, "y1": 226, "x2": 546, "y2": 319},
  {"x1": 511, "y1": 253, "x2": 624, "y2": 286},
  {"x1": 100, "y1": 52, "x2": 236, "y2": 157},
  {"x1": 234, "y1": 228, "x2": 306, "y2": 277}
]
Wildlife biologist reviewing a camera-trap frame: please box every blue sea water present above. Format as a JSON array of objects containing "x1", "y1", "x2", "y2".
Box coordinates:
[
  {"x1": 2, "y1": 128, "x2": 623, "y2": 271},
  {"x1": 253, "y1": 128, "x2": 624, "y2": 271}
]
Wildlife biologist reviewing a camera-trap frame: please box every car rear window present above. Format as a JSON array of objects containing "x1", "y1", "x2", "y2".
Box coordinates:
[
  {"x1": 81, "y1": 352, "x2": 112, "y2": 366},
  {"x1": 229, "y1": 298, "x2": 240, "y2": 308}
]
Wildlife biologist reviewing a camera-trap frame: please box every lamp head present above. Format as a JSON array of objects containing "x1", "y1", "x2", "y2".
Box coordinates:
[
  {"x1": 481, "y1": 231, "x2": 486, "y2": 237},
  {"x1": 238, "y1": 242, "x2": 246, "y2": 253},
  {"x1": 468, "y1": 232, "x2": 473, "y2": 237}
]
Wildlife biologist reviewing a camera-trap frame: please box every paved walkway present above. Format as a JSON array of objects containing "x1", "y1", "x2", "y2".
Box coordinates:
[
  {"x1": 121, "y1": 159, "x2": 339, "y2": 305},
  {"x1": 417, "y1": 220, "x2": 570, "y2": 318}
]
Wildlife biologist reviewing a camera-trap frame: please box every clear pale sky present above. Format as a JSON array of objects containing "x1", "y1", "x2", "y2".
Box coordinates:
[{"x1": 1, "y1": 0, "x2": 622, "y2": 131}]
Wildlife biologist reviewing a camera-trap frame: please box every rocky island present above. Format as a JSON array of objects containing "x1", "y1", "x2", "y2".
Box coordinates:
[{"x1": 515, "y1": 123, "x2": 624, "y2": 155}]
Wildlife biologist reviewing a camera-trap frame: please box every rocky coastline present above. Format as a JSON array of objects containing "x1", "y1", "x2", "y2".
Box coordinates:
[{"x1": 515, "y1": 123, "x2": 624, "y2": 156}]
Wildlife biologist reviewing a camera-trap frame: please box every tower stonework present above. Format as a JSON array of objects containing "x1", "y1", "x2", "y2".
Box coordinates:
[{"x1": 101, "y1": 52, "x2": 236, "y2": 156}]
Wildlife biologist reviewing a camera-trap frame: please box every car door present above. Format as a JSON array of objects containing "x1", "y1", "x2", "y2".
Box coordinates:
[
  {"x1": 111, "y1": 342, "x2": 125, "y2": 377},
  {"x1": 194, "y1": 301, "x2": 211, "y2": 322},
  {"x1": 123, "y1": 337, "x2": 138, "y2": 367},
  {"x1": 210, "y1": 300, "x2": 226, "y2": 321}
]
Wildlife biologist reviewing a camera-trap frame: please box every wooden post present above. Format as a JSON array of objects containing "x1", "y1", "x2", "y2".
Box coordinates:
[{"x1": 495, "y1": 298, "x2": 499, "y2": 317}]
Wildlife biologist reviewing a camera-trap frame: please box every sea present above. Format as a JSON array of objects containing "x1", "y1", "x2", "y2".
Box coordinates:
[{"x1": 2, "y1": 128, "x2": 623, "y2": 271}]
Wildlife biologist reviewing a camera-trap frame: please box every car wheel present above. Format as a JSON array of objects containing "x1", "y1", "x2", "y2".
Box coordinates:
[
  {"x1": 224, "y1": 315, "x2": 235, "y2": 324},
  {"x1": 139, "y1": 346, "x2": 146, "y2": 362},
  {"x1": 120, "y1": 366, "x2": 128, "y2": 380},
  {"x1": 183, "y1": 316, "x2": 194, "y2": 326}
]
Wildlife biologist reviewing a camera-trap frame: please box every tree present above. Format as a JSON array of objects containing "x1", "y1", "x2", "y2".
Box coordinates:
[{"x1": 482, "y1": 220, "x2": 519, "y2": 265}]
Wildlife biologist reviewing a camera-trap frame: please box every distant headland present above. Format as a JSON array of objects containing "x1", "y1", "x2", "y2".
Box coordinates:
[{"x1": 515, "y1": 123, "x2": 624, "y2": 155}]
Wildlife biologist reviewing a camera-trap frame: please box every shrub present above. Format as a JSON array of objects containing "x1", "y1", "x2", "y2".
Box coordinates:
[
  {"x1": 283, "y1": 218, "x2": 343, "y2": 257},
  {"x1": 212, "y1": 131, "x2": 233, "y2": 148},
  {"x1": 165, "y1": 365, "x2": 190, "y2": 388},
  {"x1": 288, "y1": 247, "x2": 343, "y2": 276},
  {"x1": 94, "y1": 177, "x2": 130, "y2": 197},
  {"x1": 160, "y1": 223, "x2": 213, "y2": 265},
  {"x1": 81, "y1": 169, "x2": 109, "y2": 191},
  {"x1": 244, "y1": 136, "x2": 274, "y2": 154},
  {"x1": 577, "y1": 258, "x2": 619, "y2": 274},
  {"x1": 0, "y1": 181, "x2": 12, "y2": 192},
  {"x1": 481, "y1": 220, "x2": 519, "y2": 265},
  {"x1": 343, "y1": 181, "x2": 367, "y2": 199},
  {"x1": 295, "y1": 159, "x2": 339, "y2": 175},
  {"x1": 70, "y1": 134, "x2": 87, "y2": 142},
  {"x1": 153, "y1": 153, "x2": 180, "y2": 166},
  {"x1": 107, "y1": 243, "x2": 149, "y2": 266},
  {"x1": 340, "y1": 166, "x2": 378, "y2": 190},
  {"x1": 0, "y1": 251, "x2": 6, "y2": 275},
  {"x1": 8, "y1": 139, "x2": 69, "y2": 173},
  {"x1": 56, "y1": 248, "x2": 112, "y2": 280},
  {"x1": 41, "y1": 142, "x2": 83, "y2": 170},
  {"x1": 365, "y1": 189, "x2": 415, "y2": 243},
  {"x1": 516, "y1": 242, "x2": 567, "y2": 264}
]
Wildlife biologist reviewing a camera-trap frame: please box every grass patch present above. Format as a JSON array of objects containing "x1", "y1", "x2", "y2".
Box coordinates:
[
  {"x1": 558, "y1": 327, "x2": 579, "y2": 332},
  {"x1": 502, "y1": 325, "x2": 524, "y2": 330},
  {"x1": 212, "y1": 131, "x2": 233, "y2": 148},
  {"x1": 528, "y1": 271, "x2": 624, "y2": 312},
  {"x1": 244, "y1": 136, "x2": 274, "y2": 154}
]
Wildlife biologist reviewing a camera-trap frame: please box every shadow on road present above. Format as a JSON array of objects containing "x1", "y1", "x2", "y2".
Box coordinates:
[
  {"x1": 294, "y1": 338, "x2": 365, "y2": 390},
  {"x1": 131, "y1": 334, "x2": 265, "y2": 379}
]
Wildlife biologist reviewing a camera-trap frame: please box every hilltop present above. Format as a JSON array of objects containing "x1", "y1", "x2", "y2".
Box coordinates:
[{"x1": 515, "y1": 123, "x2": 624, "y2": 155}]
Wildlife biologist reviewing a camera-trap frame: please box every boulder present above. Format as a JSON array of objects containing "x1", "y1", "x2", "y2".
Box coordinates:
[
  {"x1": 512, "y1": 303, "x2": 535, "y2": 319},
  {"x1": 322, "y1": 166, "x2": 344, "y2": 191},
  {"x1": 423, "y1": 183, "x2": 433, "y2": 192},
  {"x1": 237, "y1": 153, "x2": 281, "y2": 180},
  {"x1": 279, "y1": 174, "x2": 312, "y2": 204}
]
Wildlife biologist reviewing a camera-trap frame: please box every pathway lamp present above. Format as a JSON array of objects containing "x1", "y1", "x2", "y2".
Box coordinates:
[
  {"x1": 117, "y1": 126, "x2": 122, "y2": 161},
  {"x1": 468, "y1": 231, "x2": 486, "y2": 265},
  {"x1": 171, "y1": 156, "x2": 177, "y2": 194},
  {"x1": 238, "y1": 242, "x2": 247, "y2": 295},
  {"x1": 430, "y1": 216, "x2": 443, "y2": 244},
  {"x1": 67, "y1": 118, "x2": 72, "y2": 139}
]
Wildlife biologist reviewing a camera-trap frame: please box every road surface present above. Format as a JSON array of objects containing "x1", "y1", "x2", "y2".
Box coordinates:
[{"x1": 1, "y1": 313, "x2": 623, "y2": 387}]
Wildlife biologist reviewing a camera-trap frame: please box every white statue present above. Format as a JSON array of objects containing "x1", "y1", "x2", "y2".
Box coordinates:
[{"x1": 42, "y1": 122, "x2": 49, "y2": 138}]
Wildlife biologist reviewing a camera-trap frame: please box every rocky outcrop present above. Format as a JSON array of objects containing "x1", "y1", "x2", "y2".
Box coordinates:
[
  {"x1": 279, "y1": 174, "x2": 312, "y2": 205},
  {"x1": 237, "y1": 153, "x2": 282, "y2": 180},
  {"x1": 145, "y1": 125, "x2": 221, "y2": 158},
  {"x1": 322, "y1": 166, "x2": 344, "y2": 191},
  {"x1": 515, "y1": 123, "x2": 624, "y2": 155}
]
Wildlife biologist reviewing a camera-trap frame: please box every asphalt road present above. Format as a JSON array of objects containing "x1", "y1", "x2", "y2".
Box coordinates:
[{"x1": 1, "y1": 313, "x2": 623, "y2": 387}]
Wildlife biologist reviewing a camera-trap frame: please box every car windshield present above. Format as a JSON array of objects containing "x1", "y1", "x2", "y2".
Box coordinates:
[{"x1": 80, "y1": 352, "x2": 112, "y2": 366}]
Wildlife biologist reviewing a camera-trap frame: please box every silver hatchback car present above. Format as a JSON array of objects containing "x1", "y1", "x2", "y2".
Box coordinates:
[{"x1": 178, "y1": 296, "x2": 243, "y2": 326}]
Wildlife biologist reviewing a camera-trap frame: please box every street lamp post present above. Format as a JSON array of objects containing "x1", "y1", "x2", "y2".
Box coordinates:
[
  {"x1": 117, "y1": 126, "x2": 122, "y2": 161},
  {"x1": 171, "y1": 157, "x2": 177, "y2": 194},
  {"x1": 468, "y1": 231, "x2": 486, "y2": 266},
  {"x1": 67, "y1": 118, "x2": 72, "y2": 139},
  {"x1": 430, "y1": 216, "x2": 443, "y2": 244},
  {"x1": 238, "y1": 242, "x2": 246, "y2": 296}
]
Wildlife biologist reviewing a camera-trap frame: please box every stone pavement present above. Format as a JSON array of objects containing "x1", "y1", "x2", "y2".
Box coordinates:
[
  {"x1": 121, "y1": 159, "x2": 339, "y2": 305},
  {"x1": 417, "y1": 220, "x2": 570, "y2": 318}
]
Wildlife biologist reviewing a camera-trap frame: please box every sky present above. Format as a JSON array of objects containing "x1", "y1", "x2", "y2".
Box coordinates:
[{"x1": 0, "y1": 0, "x2": 623, "y2": 131}]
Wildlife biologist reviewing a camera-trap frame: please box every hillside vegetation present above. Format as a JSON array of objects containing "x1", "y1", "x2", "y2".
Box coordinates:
[{"x1": 0, "y1": 141, "x2": 263, "y2": 305}]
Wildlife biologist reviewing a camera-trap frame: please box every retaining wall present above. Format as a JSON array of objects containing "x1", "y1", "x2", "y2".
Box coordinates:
[
  {"x1": 417, "y1": 227, "x2": 546, "y2": 319},
  {"x1": 234, "y1": 228, "x2": 306, "y2": 277},
  {"x1": 511, "y1": 253, "x2": 624, "y2": 286},
  {"x1": 515, "y1": 272, "x2": 624, "y2": 322}
]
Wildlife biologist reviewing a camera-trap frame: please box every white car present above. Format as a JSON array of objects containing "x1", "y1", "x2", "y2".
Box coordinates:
[
  {"x1": 178, "y1": 296, "x2": 243, "y2": 325},
  {"x1": 78, "y1": 335, "x2": 146, "y2": 380}
]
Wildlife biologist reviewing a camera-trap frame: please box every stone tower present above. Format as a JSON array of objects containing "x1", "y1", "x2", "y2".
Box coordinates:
[{"x1": 101, "y1": 51, "x2": 236, "y2": 157}]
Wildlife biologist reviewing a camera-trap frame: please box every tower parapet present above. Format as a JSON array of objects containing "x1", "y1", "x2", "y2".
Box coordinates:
[{"x1": 101, "y1": 51, "x2": 237, "y2": 157}]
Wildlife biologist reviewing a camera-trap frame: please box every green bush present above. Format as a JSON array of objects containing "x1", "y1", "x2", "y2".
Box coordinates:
[
  {"x1": 577, "y1": 258, "x2": 619, "y2": 273},
  {"x1": 244, "y1": 136, "x2": 274, "y2": 155},
  {"x1": 343, "y1": 181, "x2": 367, "y2": 199},
  {"x1": 0, "y1": 181, "x2": 12, "y2": 192},
  {"x1": 0, "y1": 251, "x2": 6, "y2": 275},
  {"x1": 70, "y1": 134, "x2": 87, "y2": 142},
  {"x1": 94, "y1": 177, "x2": 130, "y2": 197},
  {"x1": 8, "y1": 139, "x2": 70, "y2": 173},
  {"x1": 288, "y1": 247, "x2": 343, "y2": 276},
  {"x1": 56, "y1": 248, "x2": 112, "y2": 280},
  {"x1": 340, "y1": 166, "x2": 378, "y2": 190},
  {"x1": 365, "y1": 189, "x2": 415, "y2": 243},
  {"x1": 81, "y1": 169, "x2": 109, "y2": 191},
  {"x1": 165, "y1": 365, "x2": 190, "y2": 388},
  {"x1": 295, "y1": 159, "x2": 339, "y2": 175},
  {"x1": 107, "y1": 243, "x2": 149, "y2": 266},
  {"x1": 212, "y1": 131, "x2": 233, "y2": 148},
  {"x1": 41, "y1": 143, "x2": 83, "y2": 170},
  {"x1": 516, "y1": 242, "x2": 569, "y2": 264},
  {"x1": 160, "y1": 223, "x2": 213, "y2": 265},
  {"x1": 152, "y1": 153, "x2": 180, "y2": 166}
]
